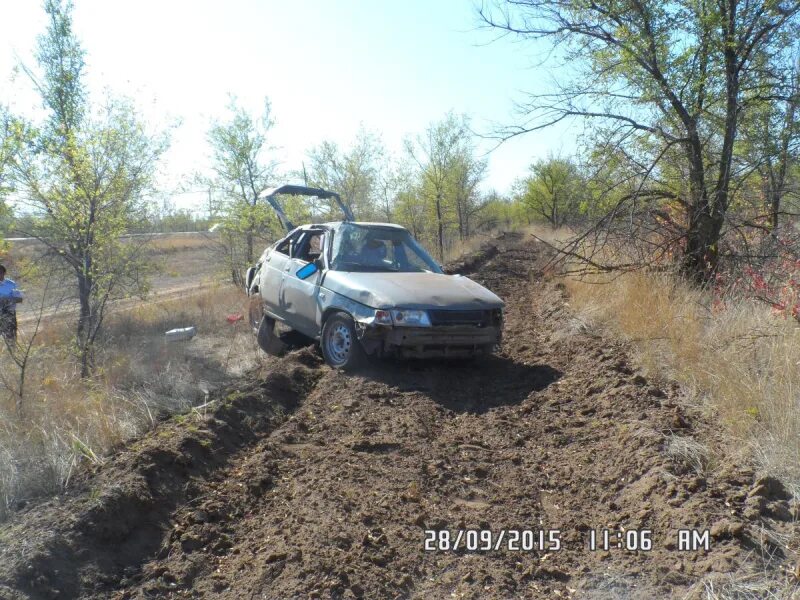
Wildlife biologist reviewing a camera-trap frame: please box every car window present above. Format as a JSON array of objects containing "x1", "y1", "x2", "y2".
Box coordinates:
[
  {"x1": 330, "y1": 224, "x2": 442, "y2": 273},
  {"x1": 274, "y1": 230, "x2": 302, "y2": 257},
  {"x1": 275, "y1": 238, "x2": 291, "y2": 256},
  {"x1": 294, "y1": 231, "x2": 324, "y2": 263}
]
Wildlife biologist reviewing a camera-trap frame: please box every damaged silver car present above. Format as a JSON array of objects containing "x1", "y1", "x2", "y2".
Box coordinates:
[{"x1": 246, "y1": 185, "x2": 504, "y2": 370}]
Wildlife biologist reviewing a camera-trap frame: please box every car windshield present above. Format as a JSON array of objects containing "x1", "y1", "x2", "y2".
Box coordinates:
[{"x1": 329, "y1": 224, "x2": 443, "y2": 273}]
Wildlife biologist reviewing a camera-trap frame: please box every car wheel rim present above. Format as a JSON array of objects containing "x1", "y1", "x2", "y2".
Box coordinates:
[{"x1": 326, "y1": 322, "x2": 351, "y2": 365}]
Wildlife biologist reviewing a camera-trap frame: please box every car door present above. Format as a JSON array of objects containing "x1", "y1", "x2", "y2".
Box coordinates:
[
  {"x1": 260, "y1": 229, "x2": 301, "y2": 319},
  {"x1": 279, "y1": 229, "x2": 327, "y2": 337}
]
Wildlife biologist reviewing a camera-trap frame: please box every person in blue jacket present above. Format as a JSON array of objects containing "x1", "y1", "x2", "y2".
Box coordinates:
[{"x1": 0, "y1": 264, "x2": 23, "y2": 342}]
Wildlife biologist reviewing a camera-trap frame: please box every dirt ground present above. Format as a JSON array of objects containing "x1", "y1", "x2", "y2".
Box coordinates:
[{"x1": 0, "y1": 233, "x2": 797, "y2": 599}]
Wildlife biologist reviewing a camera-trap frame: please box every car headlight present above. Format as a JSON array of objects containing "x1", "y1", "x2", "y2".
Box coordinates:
[
  {"x1": 372, "y1": 308, "x2": 432, "y2": 327},
  {"x1": 390, "y1": 309, "x2": 431, "y2": 327}
]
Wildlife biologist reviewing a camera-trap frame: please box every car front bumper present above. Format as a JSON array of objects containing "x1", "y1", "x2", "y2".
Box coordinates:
[{"x1": 358, "y1": 323, "x2": 503, "y2": 358}]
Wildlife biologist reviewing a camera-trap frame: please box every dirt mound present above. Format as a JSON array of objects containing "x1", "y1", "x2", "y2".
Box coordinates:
[{"x1": 1, "y1": 233, "x2": 796, "y2": 599}]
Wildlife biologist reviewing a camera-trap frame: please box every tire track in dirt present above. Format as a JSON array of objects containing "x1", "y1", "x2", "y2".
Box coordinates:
[{"x1": 0, "y1": 233, "x2": 794, "y2": 599}]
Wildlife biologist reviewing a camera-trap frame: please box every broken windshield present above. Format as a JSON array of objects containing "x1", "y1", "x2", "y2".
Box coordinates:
[{"x1": 329, "y1": 224, "x2": 443, "y2": 273}]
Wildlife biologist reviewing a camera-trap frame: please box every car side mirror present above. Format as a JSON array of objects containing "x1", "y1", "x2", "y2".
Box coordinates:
[{"x1": 296, "y1": 261, "x2": 319, "y2": 280}]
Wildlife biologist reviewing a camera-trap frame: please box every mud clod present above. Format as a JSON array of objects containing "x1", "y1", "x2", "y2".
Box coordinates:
[{"x1": 749, "y1": 475, "x2": 792, "y2": 501}]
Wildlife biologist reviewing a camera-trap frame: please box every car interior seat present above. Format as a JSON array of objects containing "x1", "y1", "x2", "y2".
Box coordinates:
[{"x1": 359, "y1": 239, "x2": 387, "y2": 266}]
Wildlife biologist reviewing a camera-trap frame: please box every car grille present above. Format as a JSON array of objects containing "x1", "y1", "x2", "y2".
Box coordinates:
[{"x1": 428, "y1": 309, "x2": 490, "y2": 327}]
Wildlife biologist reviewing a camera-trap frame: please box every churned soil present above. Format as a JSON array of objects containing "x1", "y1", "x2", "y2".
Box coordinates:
[{"x1": 1, "y1": 233, "x2": 797, "y2": 599}]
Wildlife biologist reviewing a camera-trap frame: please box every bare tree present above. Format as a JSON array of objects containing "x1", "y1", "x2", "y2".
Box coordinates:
[{"x1": 0, "y1": 265, "x2": 64, "y2": 413}]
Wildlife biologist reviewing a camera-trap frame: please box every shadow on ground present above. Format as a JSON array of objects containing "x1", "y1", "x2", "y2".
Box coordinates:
[{"x1": 359, "y1": 354, "x2": 561, "y2": 414}]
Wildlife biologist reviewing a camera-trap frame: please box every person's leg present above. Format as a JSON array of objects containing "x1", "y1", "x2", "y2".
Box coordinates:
[{"x1": 0, "y1": 310, "x2": 13, "y2": 343}]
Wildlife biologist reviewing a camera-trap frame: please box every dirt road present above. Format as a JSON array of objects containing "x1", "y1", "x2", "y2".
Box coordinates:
[
  {"x1": 12, "y1": 232, "x2": 218, "y2": 326},
  {"x1": 0, "y1": 233, "x2": 795, "y2": 599}
]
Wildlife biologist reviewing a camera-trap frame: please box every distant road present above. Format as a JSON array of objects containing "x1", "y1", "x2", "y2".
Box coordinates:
[
  {"x1": 17, "y1": 280, "x2": 214, "y2": 328},
  {"x1": 5, "y1": 231, "x2": 212, "y2": 242},
  {"x1": 12, "y1": 230, "x2": 221, "y2": 325}
]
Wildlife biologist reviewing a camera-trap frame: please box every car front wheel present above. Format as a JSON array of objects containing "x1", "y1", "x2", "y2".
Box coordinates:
[{"x1": 321, "y1": 312, "x2": 366, "y2": 370}]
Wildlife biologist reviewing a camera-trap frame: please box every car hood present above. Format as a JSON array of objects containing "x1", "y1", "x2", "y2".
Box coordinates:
[{"x1": 322, "y1": 271, "x2": 504, "y2": 310}]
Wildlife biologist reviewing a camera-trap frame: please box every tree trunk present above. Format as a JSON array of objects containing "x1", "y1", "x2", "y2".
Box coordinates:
[
  {"x1": 435, "y1": 193, "x2": 445, "y2": 262},
  {"x1": 76, "y1": 271, "x2": 94, "y2": 377},
  {"x1": 80, "y1": 342, "x2": 93, "y2": 378},
  {"x1": 456, "y1": 196, "x2": 465, "y2": 241},
  {"x1": 246, "y1": 230, "x2": 254, "y2": 266},
  {"x1": 683, "y1": 5, "x2": 738, "y2": 283},
  {"x1": 683, "y1": 206, "x2": 722, "y2": 283},
  {"x1": 681, "y1": 137, "x2": 722, "y2": 283},
  {"x1": 770, "y1": 188, "x2": 781, "y2": 231}
]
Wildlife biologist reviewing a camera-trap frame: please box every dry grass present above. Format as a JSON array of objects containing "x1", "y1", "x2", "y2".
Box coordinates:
[
  {"x1": 695, "y1": 568, "x2": 799, "y2": 599},
  {"x1": 565, "y1": 269, "x2": 800, "y2": 487},
  {"x1": 0, "y1": 283, "x2": 261, "y2": 520}
]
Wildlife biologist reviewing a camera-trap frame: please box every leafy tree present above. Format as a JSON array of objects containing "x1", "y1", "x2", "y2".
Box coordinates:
[
  {"x1": 405, "y1": 112, "x2": 476, "y2": 261},
  {"x1": 738, "y1": 49, "x2": 800, "y2": 231},
  {"x1": 393, "y1": 184, "x2": 428, "y2": 241},
  {"x1": 481, "y1": 0, "x2": 800, "y2": 281},
  {"x1": 448, "y1": 150, "x2": 487, "y2": 240},
  {"x1": 10, "y1": 0, "x2": 168, "y2": 376},
  {"x1": 0, "y1": 108, "x2": 18, "y2": 243},
  {"x1": 517, "y1": 157, "x2": 583, "y2": 228},
  {"x1": 207, "y1": 98, "x2": 279, "y2": 285},
  {"x1": 307, "y1": 127, "x2": 385, "y2": 220}
]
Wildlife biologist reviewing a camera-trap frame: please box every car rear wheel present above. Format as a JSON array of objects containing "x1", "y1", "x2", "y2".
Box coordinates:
[{"x1": 321, "y1": 312, "x2": 366, "y2": 370}]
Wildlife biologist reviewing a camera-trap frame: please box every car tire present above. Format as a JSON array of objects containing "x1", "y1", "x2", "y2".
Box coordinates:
[
  {"x1": 256, "y1": 315, "x2": 284, "y2": 355},
  {"x1": 321, "y1": 312, "x2": 366, "y2": 370}
]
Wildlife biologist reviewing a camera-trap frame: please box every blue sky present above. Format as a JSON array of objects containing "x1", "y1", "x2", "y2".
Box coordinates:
[{"x1": 0, "y1": 0, "x2": 577, "y2": 213}]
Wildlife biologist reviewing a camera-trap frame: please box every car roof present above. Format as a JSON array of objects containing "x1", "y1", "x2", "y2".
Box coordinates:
[
  {"x1": 321, "y1": 221, "x2": 407, "y2": 230},
  {"x1": 284, "y1": 221, "x2": 410, "y2": 237}
]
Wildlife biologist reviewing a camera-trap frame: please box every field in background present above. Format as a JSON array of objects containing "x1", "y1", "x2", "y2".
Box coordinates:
[
  {"x1": 8, "y1": 223, "x2": 799, "y2": 526},
  {"x1": 8, "y1": 232, "x2": 222, "y2": 323}
]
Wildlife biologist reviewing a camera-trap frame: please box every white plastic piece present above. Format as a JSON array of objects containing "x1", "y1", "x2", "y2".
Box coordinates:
[{"x1": 165, "y1": 326, "x2": 197, "y2": 342}]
